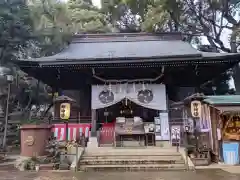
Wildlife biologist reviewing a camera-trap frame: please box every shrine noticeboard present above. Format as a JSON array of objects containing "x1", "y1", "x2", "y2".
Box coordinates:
[
  {"x1": 171, "y1": 125, "x2": 181, "y2": 145},
  {"x1": 155, "y1": 113, "x2": 170, "y2": 141}
]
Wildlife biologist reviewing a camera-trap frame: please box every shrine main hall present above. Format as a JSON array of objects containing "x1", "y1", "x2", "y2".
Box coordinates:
[{"x1": 14, "y1": 32, "x2": 240, "y2": 146}]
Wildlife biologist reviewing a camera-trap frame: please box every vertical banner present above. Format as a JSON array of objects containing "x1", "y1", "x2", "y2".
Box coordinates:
[
  {"x1": 199, "y1": 104, "x2": 211, "y2": 132},
  {"x1": 159, "y1": 112, "x2": 170, "y2": 140}
]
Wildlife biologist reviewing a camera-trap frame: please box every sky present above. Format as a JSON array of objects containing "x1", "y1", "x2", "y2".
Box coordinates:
[
  {"x1": 92, "y1": 0, "x2": 101, "y2": 8},
  {"x1": 61, "y1": 0, "x2": 101, "y2": 7}
]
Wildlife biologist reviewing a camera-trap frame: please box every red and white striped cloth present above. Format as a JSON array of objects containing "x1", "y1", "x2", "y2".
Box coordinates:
[{"x1": 52, "y1": 123, "x2": 91, "y2": 141}]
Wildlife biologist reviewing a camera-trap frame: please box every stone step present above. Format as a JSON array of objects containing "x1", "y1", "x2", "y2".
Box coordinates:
[
  {"x1": 85, "y1": 147, "x2": 178, "y2": 152},
  {"x1": 84, "y1": 149, "x2": 181, "y2": 154},
  {"x1": 83, "y1": 152, "x2": 181, "y2": 158},
  {"x1": 0, "y1": 163, "x2": 17, "y2": 171},
  {"x1": 83, "y1": 155, "x2": 183, "y2": 160},
  {"x1": 80, "y1": 158, "x2": 185, "y2": 165},
  {"x1": 85, "y1": 147, "x2": 178, "y2": 151},
  {"x1": 79, "y1": 164, "x2": 186, "y2": 171}
]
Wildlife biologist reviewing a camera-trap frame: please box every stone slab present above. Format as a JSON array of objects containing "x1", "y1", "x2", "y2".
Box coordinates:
[{"x1": 69, "y1": 146, "x2": 84, "y2": 171}]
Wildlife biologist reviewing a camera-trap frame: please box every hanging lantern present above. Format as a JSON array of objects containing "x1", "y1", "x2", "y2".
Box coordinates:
[
  {"x1": 60, "y1": 103, "x2": 71, "y2": 120},
  {"x1": 190, "y1": 100, "x2": 201, "y2": 118}
]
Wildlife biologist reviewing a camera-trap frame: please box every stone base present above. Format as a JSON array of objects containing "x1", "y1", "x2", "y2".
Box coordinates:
[
  {"x1": 39, "y1": 163, "x2": 54, "y2": 170},
  {"x1": 59, "y1": 163, "x2": 70, "y2": 170},
  {"x1": 120, "y1": 140, "x2": 145, "y2": 147},
  {"x1": 155, "y1": 141, "x2": 171, "y2": 148},
  {"x1": 87, "y1": 137, "x2": 98, "y2": 148}
]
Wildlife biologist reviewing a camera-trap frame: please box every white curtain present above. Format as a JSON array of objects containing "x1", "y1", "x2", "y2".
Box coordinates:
[{"x1": 91, "y1": 84, "x2": 167, "y2": 110}]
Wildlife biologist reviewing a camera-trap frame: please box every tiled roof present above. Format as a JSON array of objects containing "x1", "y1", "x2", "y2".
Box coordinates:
[
  {"x1": 203, "y1": 95, "x2": 240, "y2": 105},
  {"x1": 30, "y1": 40, "x2": 201, "y2": 62},
  {"x1": 17, "y1": 33, "x2": 240, "y2": 65}
]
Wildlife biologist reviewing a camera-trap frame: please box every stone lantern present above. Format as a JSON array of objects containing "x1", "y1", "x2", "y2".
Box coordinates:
[
  {"x1": 0, "y1": 65, "x2": 14, "y2": 149},
  {"x1": 0, "y1": 66, "x2": 13, "y2": 85}
]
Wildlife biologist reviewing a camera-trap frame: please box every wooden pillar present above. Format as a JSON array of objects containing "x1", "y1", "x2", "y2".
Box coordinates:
[
  {"x1": 210, "y1": 107, "x2": 219, "y2": 161},
  {"x1": 91, "y1": 109, "x2": 97, "y2": 137}
]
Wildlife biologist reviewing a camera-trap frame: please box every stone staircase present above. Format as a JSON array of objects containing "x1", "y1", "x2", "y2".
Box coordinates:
[{"x1": 79, "y1": 147, "x2": 187, "y2": 171}]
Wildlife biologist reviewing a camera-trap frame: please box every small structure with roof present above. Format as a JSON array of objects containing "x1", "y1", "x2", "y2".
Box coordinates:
[
  {"x1": 203, "y1": 95, "x2": 240, "y2": 165},
  {"x1": 170, "y1": 95, "x2": 240, "y2": 165}
]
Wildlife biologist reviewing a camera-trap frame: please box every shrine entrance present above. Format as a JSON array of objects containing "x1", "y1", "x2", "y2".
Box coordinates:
[
  {"x1": 96, "y1": 99, "x2": 159, "y2": 146},
  {"x1": 91, "y1": 84, "x2": 168, "y2": 147}
]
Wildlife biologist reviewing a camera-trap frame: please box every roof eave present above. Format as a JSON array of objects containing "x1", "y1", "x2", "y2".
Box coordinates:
[
  {"x1": 14, "y1": 52, "x2": 240, "y2": 68},
  {"x1": 202, "y1": 52, "x2": 240, "y2": 60},
  {"x1": 39, "y1": 54, "x2": 203, "y2": 65},
  {"x1": 14, "y1": 54, "x2": 202, "y2": 67},
  {"x1": 205, "y1": 102, "x2": 240, "y2": 106}
]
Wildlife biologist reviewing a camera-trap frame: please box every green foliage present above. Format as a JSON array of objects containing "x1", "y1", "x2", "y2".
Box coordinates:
[
  {"x1": 101, "y1": 0, "x2": 146, "y2": 32},
  {"x1": 142, "y1": 0, "x2": 240, "y2": 53},
  {"x1": 198, "y1": 45, "x2": 234, "y2": 95},
  {"x1": 68, "y1": 0, "x2": 111, "y2": 33},
  {"x1": 201, "y1": 73, "x2": 233, "y2": 95},
  {"x1": 28, "y1": 0, "x2": 72, "y2": 56},
  {"x1": 0, "y1": 0, "x2": 34, "y2": 63},
  {"x1": 28, "y1": 0, "x2": 111, "y2": 53}
]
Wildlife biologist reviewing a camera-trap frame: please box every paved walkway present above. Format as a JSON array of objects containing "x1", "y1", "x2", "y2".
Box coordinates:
[
  {"x1": 0, "y1": 170, "x2": 240, "y2": 180},
  {"x1": 196, "y1": 164, "x2": 240, "y2": 174}
]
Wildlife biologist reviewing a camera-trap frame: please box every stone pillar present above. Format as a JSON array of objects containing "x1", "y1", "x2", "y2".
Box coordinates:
[{"x1": 91, "y1": 109, "x2": 97, "y2": 137}]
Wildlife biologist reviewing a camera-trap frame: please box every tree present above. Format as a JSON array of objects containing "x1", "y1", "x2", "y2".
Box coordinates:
[
  {"x1": 101, "y1": 0, "x2": 150, "y2": 32},
  {"x1": 0, "y1": 0, "x2": 65, "y2": 122},
  {"x1": 0, "y1": 0, "x2": 38, "y2": 112},
  {"x1": 198, "y1": 45, "x2": 234, "y2": 95},
  {"x1": 68, "y1": 0, "x2": 111, "y2": 33},
  {"x1": 143, "y1": 0, "x2": 240, "y2": 53},
  {"x1": 0, "y1": 0, "x2": 39, "y2": 147},
  {"x1": 0, "y1": 0, "x2": 35, "y2": 63},
  {"x1": 28, "y1": 0, "x2": 72, "y2": 57},
  {"x1": 141, "y1": 0, "x2": 240, "y2": 95}
]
